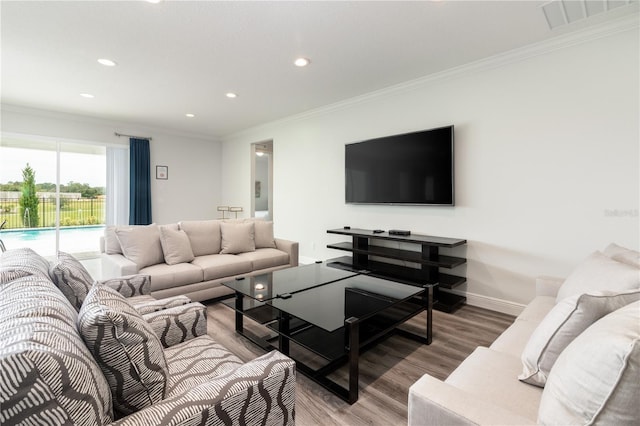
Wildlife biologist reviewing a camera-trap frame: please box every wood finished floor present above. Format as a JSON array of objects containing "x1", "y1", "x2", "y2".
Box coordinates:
[{"x1": 206, "y1": 301, "x2": 515, "y2": 426}]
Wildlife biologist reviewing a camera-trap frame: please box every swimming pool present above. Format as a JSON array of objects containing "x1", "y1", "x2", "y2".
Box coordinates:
[{"x1": 0, "y1": 225, "x2": 105, "y2": 258}]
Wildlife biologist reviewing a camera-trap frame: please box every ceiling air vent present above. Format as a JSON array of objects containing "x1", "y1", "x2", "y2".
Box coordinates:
[{"x1": 541, "y1": 0, "x2": 637, "y2": 30}]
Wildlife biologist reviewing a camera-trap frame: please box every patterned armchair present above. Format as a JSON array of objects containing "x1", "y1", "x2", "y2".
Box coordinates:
[{"x1": 0, "y1": 248, "x2": 296, "y2": 425}]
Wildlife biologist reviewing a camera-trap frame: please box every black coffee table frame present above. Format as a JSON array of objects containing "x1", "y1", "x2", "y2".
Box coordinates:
[{"x1": 226, "y1": 275, "x2": 434, "y2": 404}]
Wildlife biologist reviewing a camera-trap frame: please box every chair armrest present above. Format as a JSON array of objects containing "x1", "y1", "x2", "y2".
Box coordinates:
[
  {"x1": 144, "y1": 302, "x2": 207, "y2": 347},
  {"x1": 132, "y1": 295, "x2": 192, "y2": 315},
  {"x1": 409, "y1": 374, "x2": 535, "y2": 426},
  {"x1": 100, "y1": 253, "x2": 139, "y2": 278},
  {"x1": 112, "y1": 350, "x2": 296, "y2": 426},
  {"x1": 535, "y1": 275, "x2": 565, "y2": 297},
  {"x1": 97, "y1": 274, "x2": 151, "y2": 297},
  {"x1": 275, "y1": 238, "x2": 299, "y2": 267}
]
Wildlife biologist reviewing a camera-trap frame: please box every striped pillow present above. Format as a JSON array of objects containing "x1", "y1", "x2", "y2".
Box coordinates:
[
  {"x1": 78, "y1": 284, "x2": 169, "y2": 418},
  {"x1": 50, "y1": 251, "x2": 94, "y2": 311}
]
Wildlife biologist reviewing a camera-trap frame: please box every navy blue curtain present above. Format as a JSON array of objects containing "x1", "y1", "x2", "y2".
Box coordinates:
[{"x1": 129, "y1": 138, "x2": 152, "y2": 225}]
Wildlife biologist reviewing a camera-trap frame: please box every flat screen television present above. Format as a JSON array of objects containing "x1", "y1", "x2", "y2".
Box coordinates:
[{"x1": 345, "y1": 125, "x2": 454, "y2": 205}]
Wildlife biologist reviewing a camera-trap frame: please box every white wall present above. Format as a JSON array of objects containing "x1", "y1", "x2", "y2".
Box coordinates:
[
  {"x1": 1, "y1": 105, "x2": 222, "y2": 225},
  {"x1": 220, "y1": 27, "x2": 639, "y2": 313}
]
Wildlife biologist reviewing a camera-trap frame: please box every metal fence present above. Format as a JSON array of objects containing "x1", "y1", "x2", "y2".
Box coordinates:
[{"x1": 0, "y1": 197, "x2": 106, "y2": 229}]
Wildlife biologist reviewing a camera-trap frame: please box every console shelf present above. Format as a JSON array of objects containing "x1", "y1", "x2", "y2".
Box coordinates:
[{"x1": 327, "y1": 228, "x2": 468, "y2": 312}]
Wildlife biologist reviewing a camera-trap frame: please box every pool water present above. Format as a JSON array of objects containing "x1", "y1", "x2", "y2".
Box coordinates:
[{"x1": 0, "y1": 225, "x2": 105, "y2": 258}]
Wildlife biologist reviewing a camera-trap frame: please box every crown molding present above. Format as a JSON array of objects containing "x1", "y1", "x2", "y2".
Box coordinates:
[{"x1": 224, "y1": 12, "x2": 639, "y2": 141}]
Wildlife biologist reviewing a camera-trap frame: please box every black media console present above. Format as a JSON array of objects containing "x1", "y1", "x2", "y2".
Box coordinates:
[{"x1": 326, "y1": 228, "x2": 467, "y2": 312}]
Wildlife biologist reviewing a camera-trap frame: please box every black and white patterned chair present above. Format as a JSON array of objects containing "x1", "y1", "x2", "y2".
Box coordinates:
[{"x1": 0, "y1": 248, "x2": 297, "y2": 425}]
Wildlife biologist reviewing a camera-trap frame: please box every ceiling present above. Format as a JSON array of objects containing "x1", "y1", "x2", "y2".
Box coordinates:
[{"x1": 2, "y1": 1, "x2": 638, "y2": 140}]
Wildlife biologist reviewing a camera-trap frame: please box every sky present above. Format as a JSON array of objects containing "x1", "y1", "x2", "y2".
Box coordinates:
[{"x1": 0, "y1": 147, "x2": 106, "y2": 187}]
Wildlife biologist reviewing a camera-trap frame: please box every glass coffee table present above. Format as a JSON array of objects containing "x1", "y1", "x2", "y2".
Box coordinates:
[{"x1": 223, "y1": 262, "x2": 433, "y2": 403}]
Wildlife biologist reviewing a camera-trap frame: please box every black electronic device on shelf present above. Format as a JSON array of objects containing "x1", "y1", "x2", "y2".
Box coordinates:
[
  {"x1": 389, "y1": 229, "x2": 410, "y2": 236},
  {"x1": 325, "y1": 227, "x2": 467, "y2": 312}
]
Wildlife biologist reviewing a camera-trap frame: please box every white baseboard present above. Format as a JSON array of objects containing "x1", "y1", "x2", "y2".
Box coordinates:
[{"x1": 447, "y1": 289, "x2": 525, "y2": 316}]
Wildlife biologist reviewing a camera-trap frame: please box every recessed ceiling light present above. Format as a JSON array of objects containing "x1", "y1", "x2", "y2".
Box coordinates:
[
  {"x1": 80, "y1": 93, "x2": 94, "y2": 98},
  {"x1": 226, "y1": 92, "x2": 238, "y2": 98},
  {"x1": 97, "y1": 58, "x2": 117, "y2": 67},
  {"x1": 185, "y1": 113, "x2": 195, "y2": 118},
  {"x1": 294, "y1": 57, "x2": 310, "y2": 67},
  {"x1": 146, "y1": 0, "x2": 162, "y2": 3}
]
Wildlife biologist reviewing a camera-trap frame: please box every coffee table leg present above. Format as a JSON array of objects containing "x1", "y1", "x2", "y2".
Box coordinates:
[
  {"x1": 278, "y1": 312, "x2": 291, "y2": 356},
  {"x1": 235, "y1": 292, "x2": 244, "y2": 333},
  {"x1": 424, "y1": 285, "x2": 433, "y2": 345},
  {"x1": 345, "y1": 317, "x2": 359, "y2": 404}
]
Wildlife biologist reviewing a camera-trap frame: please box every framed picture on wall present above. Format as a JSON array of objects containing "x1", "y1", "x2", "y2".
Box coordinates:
[{"x1": 156, "y1": 165, "x2": 168, "y2": 180}]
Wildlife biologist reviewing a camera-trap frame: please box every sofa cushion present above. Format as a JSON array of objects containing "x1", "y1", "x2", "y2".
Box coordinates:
[
  {"x1": 220, "y1": 221, "x2": 255, "y2": 254},
  {"x1": 179, "y1": 220, "x2": 222, "y2": 256},
  {"x1": 489, "y1": 318, "x2": 540, "y2": 358},
  {"x1": 446, "y1": 347, "x2": 543, "y2": 422},
  {"x1": 555, "y1": 251, "x2": 640, "y2": 302},
  {"x1": 538, "y1": 301, "x2": 640, "y2": 425},
  {"x1": 159, "y1": 227, "x2": 195, "y2": 265},
  {"x1": 129, "y1": 294, "x2": 192, "y2": 315},
  {"x1": 0, "y1": 275, "x2": 113, "y2": 425},
  {"x1": 520, "y1": 289, "x2": 640, "y2": 387},
  {"x1": 254, "y1": 220, "x2": 277, "y2": 249},
  {"x1": 0, "y1": 247, "x2": 51, "y2": 280},
  {"x1": 603, "y1": 243, "x2": 640, "y2": 268},
  {"x1": 78, "y1": 284, "x2": 169, "y2": 417},
  {"x1": 49, "y1": 251, "x2": 94, "y2": 311},
  {"x1": 237, "y1": 248, "x2": 290, "y2": 270},
  {"x1": 139, "y1": 262, "x2": 204, "y2": 292},
  {"x1": 191, "y1": 254, "x2": 253, "y2": 281},
  {"x1": 164, "y1": 335, "x2": 244, "y2": 396},
  {"x1": 115, "y1": 223, "x2": 165, "y2": 270}
]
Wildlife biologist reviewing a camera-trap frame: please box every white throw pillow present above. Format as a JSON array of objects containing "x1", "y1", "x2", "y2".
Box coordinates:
[
  {"x1": 555, "y1": 251, "x2": 640, "y2": 302},
  {"x1": 159, "y1": 227, "x2": 195, "y2": 265},
  {"x1": 104, "y1": 226, "x2": 122, "y2": 255},
  {"x1": 220, "y1": 221, "x2": 255, "y2": 254},
  {"x1": 520, "y1": 289, "x2": 640, "y2": 387},
  {"x1": 115, "y1": 224, "x2": 165, "y2": 270},
  {"x1": 538, "y1": 301, "x2": 640, "y2": 425},
  {"x1": 254, "y1": 220, "x2": 276, "y2": 249},
  {"x1": 603, "y1": 243, "x2": 640, "y2": 268}
]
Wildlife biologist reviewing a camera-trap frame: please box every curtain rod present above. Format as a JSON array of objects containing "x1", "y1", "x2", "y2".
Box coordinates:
[{"x1": 114, "y1": 132, "x2": 153, "y2": 141}]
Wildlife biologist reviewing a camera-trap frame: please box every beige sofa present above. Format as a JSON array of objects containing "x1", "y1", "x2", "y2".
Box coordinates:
[
  {"x1": 101, "y1": 219, "x2": 298, "y2": 302},
  {"x1": 409, "y1": 243, "x2": 640, "y2": 425}
]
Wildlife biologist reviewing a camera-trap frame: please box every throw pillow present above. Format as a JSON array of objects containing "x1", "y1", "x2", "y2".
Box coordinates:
[
  {"x1": 538, "y1": 301, "x2": 640, "y2": 425},
  {"x1": 159, "y1": 227, "x2": 195, "y2": 265},
  {"x1": 0, "y1": 267, "x2": 30, "y2": 284},
  {"x1": 115, "y1": 224, "x2": 165, "y2": 270},
  {"x1": 0, "y1": 247, "x2": 52, "y2": 279},
  {"x1": 178, "y1": 220, "x2": 222, "y2": 256},
  {"x1": 555, "y1": 251, "x2": 640, "y2": 302},
  {"x1": 220, "y1": 221, "x2": 256, "y2": 254},
  {"x1": 520, "y1": 289, "x2": 640, "y2": 387},
  {"x1": 49, "y1": 251, "x2": 95, "y2": 311},
  {"x1": 603, "y1": 242, "x2": 640, "y2": 268},
  {"x1": 104, "y1": 226, "x2": 122, "y2": 255},
  {"x1": 78, "y1": 284, "x2": 169, "y2": 418},
  {"x1": 253, "y1": 220, "x2": 277, "y2": 249}
]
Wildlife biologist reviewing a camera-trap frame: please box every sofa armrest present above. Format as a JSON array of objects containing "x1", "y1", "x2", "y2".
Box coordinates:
[
  {"x1": 275, "y1": 238, "x2": 299, "y2": 267},
  {"x1": 409, "y1": 374, "x2": 535, "y2": 426},
  {"x1": 100, "y1": 252, "x2": 139, "y2": 278},
  {"x1": 97, "y1": 274, "x2": 151, "y2": 297},
  {"x1": 144, "y1": 302, "x2": 207, "y2": 347},
  {"x1": 112, "y1": 350, "x2": 296, "y2": 426},
  {"x1": 535, "y1": 275, "x2": 565, "y2": 298}
]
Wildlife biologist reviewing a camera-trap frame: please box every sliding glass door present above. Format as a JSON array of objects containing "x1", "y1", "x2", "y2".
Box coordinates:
[{"x1": 0, "y1": 137, "x2": 108, "y2": 258}]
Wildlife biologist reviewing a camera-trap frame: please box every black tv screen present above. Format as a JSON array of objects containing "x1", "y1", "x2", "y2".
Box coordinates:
[{"x1": 345, "y1": 125, "x2": 454, "y2": 205}]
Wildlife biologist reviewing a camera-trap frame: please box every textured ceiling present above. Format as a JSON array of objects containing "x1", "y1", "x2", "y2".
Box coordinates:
[{"x1": 1, "y1": 1, "x2": 638, "y2": 139}]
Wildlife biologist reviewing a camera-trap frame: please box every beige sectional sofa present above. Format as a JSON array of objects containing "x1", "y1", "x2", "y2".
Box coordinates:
[
  {"x1": 409, "y1": 243, "x2": 640, "y2": 425},
  {"x1": 101, "y1": 219, "x2": 298, "y2": 302}
]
